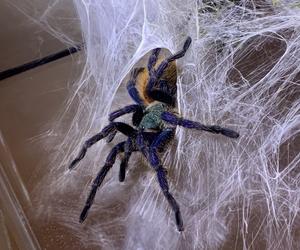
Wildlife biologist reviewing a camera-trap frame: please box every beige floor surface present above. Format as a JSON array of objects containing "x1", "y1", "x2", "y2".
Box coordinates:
[{"x1": 0, "y1": 51, "x2": 88, "y2": 249}]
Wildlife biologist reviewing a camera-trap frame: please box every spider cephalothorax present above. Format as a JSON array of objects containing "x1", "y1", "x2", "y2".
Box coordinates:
[{"x1": 69, "y1": 37, "x2": 239, "y2": 232}]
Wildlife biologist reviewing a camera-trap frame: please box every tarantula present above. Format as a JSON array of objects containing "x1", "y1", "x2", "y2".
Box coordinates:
[{"x1": 69, "y1": 36, "x2": 239, "y2": 232}]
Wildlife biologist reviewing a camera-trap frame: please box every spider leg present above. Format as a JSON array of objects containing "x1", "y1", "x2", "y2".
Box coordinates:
[
  {"x1": 132, "y1": 107, "x2": 144, "y2": 127},
  {"x1": 134, "y1": 131, "x2": 159, "y2": 162},
  {"x1": 156, "y1": 36, "x2": 191, "y2": 79},
  {"x1": 80, "y1": 141, "x2": 126, "y2": 223},
  {"x1": 124, "y1": 48, "x2": 162, "y2": 105},
  {"x1": 146, "y1": 74, "x2": 176, "y2": 106},
  {"x1": 108, "y1": 103, "x2": 143, "y2": 141},
  {"x1": 147, "y1": 89, "x2": 176, "y2": 106},
  {"x1": 119, "y1": 137, "x2": 134, "y2": 182},
  {"x1": 109, "y1": 104, "x2": 144, "y2": 128},
  {"x1": 146, "y1": 37, "x2": 192, "y2": 106},
  {"x1": 156, "y1": 166, "x2": 184, "y2": 232},
  {"x1": 162, "y1": 36, "x2": 191, "y2": 64},
  {"x1": 127, "y1": 48, "x2": 161, "y2": 105},
  {"x1": 147, "y1": 48, "x2": 161, "y2": 72},
  {"x1": 136, "y1": 129, "x2": 183, "y2": 230},
  {"x1": 107, "y1": 104, "x2": 141, "y2": 143},
  {"x1": 147, "y1": 128, "x2": 183, "y2": 231},
  {"x1": 136, "y1": 130, "x2": 149, "y2": 158},
  {"x1": 161, "y1": 111, "x2": 240, "y2": 138},
  {"x1": 148, "y1": 128, "x2": 175, "y2": 167},
  {"x1": 106, "y1": 130, "x2": 117, "y2": 143},
  {"x1": 127, "y1": 67, "x2": 146, "y2": 105},
  {"x1": 158, "y1": 79, "x2": 177, "y2": 96},
  {"x1": 109, "y1": 104, "x2": 143, "y2": 122},
  {"x1": 69, "y1": 122, "x2": 137, "y2": 170}
]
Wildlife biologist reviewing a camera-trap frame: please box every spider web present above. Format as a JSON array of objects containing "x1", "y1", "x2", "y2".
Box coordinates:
[{"x1": 6, "y1": 0, "x2": 300, "y2": 249}]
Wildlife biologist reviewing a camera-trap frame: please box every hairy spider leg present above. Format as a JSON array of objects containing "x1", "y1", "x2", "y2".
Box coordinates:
[
  {"x1": 127, "y1": 67, "x2": 146, "y2": 105},
  {"x1": 136, "y1": 129, "x2": 184, "y2": 231},
  {"x1": 135, "y1": 129, "x2": 173, "y2": 164},
  {"x1": 109, "y1": 104, "x2": 144, "y2": 128},
  {"x1": 148, "y1": 128, "x2": 175, "y2": 167},
  {"x1": 147, "y1": 48, "x2": 162, "y2": 72},
  {"x1": 146, "y1": 37, "x2": 192, "y2": 106},
  {"x1": 153, "y1": 36, "x2": 191, "y2": 83},
  {"x1": 136, "y1": 130, "x2": 149, "y2": 159},
  {"x1": 149, "y1": 128, "x2": 175, "y2": 157},
  {"x1": 127, "y1": 80, "x2": 144, "y2": 105},
  {"x1": 158, "y1": 79, "x2": 177, "y2": 96},
  {"x1": 69, "y1": 122, "x2": 137, "y2": 170},
  {"x1": 161, "y1": 112, "x2": 240, "y2": 138},
  {"x1": 119, "y1": 138, "x2": 134, "y2": 182},
  {"x1": 148, "y1": 128, "x2": 184, "y2": 231},
  {"x1": 109, "y1": 104, "x2": 142, "y2": 121},
  {"x1": 157, "y1": 166, "x2": 184, "y2": 231},
  {"x1": 106, "y1": 130, "x2": 117, "y2": 143},
  {"x1": 126, "y1": 48, "x2": 161, "y2": 105},
  {"x1": 132, "y1": 107, "x2": 144, "y2": 126},
  {"x1": 80, "y1": 141, "x2": 126, "y2": 223},
  {"x1": 135, "y1": 130, "x2": 161, "y2": 160},
  {"x1": 107, "y1": 105, "x2": 143, "y2": 142}
]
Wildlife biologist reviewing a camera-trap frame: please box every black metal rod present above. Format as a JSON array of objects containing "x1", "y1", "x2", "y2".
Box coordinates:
[{"x1": 0, "y1": 44, "x2": 82, "y2": 81}]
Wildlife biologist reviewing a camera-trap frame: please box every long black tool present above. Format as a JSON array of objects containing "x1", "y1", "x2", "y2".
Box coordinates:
[{"x1": 0, "y1": 44, "x2": 82, "y2": 81}]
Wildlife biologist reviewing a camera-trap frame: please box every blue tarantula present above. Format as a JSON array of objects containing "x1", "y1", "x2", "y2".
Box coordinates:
[{"x1": 69, "y1": 37, "x2": 239, "y2": 231}]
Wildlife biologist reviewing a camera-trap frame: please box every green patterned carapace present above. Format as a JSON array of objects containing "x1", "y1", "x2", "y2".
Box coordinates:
[{"x1": 139, "y1": 102, "x2": 167, "y2": 130}]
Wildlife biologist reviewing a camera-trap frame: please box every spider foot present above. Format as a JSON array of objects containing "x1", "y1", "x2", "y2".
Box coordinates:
[
  {"x1": 79, "y1": 206, "x2": 89, "y2": 223},
  {"x1": 210, "y1": 125, "x2": 240, "y2": 138},
  {"x1": 69, "y1": 146, "x2": 87, "y2": 170},
  {"x1": 175, "y1": 210, "x2": 184, "y2": 232},
  {"x1": 166, "y1": 36, "x2": 192, "y2": 62},
  {"x1": 183, "y1": 36, "x2": 192, "y2": 51},
  {"x1": 165, "y1": 191, "x2": 184, "y2": 232},
  {"x1": 148, "y1": 48, "x2": 161, "y2": 71},
  {"x1": 69, "y1": 160, "x2": 79, "y2": 170},
  {"x1": 80, "y1": 184, "x2": 100, "y2": 223},
  {"x1": 119, "y1": 160, "x2": 127, "y2": 182}
]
